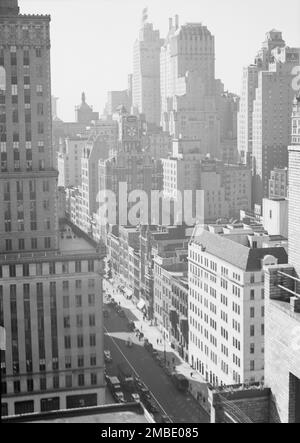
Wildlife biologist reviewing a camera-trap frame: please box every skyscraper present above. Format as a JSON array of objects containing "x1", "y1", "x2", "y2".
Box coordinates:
[
  {"x1": 0, "y1": 0, "x2": 105, "y2": 417},
  {"x1": 160, "y1": 18, "x2": 220, "y2": 158},
  {"x1": 252, "y1": 45, "x2": 300, "y2": 205},
  {"x1": 132, "y1": 11, "x2": 163, "y2": 126},
  {"x1": 237, "y1": 31, "x2": 286, "y2": 166}
]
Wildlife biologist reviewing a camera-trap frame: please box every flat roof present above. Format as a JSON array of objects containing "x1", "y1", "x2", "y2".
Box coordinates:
[{"x1": 2, "y1": 403, "x2": 154, "y2": 424}]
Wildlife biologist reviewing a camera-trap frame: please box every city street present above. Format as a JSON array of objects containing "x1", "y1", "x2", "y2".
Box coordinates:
[{"x1": 103, "y1": 284, "x2": 209, "y2": 423}]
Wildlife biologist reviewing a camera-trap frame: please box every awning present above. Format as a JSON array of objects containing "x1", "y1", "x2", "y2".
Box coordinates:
[{"x1": 137, "y1": 299, "x2": 146, "y2": 311}]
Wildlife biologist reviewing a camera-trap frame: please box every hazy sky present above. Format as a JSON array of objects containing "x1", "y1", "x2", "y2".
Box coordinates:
[{"x1": 20, "y1": 0, "x2": 300, "y2": 121}]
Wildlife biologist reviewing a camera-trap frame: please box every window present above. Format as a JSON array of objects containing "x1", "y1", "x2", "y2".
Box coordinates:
[
  {"x1": 88, "y1": 294, "x2": 95, "y2": 307},
  {"x1": 40, "y1": 378, "x2": 47, "y2": 391},
  {"x1": 44, "y1": 237, "x2": 51, "y2": 249},
  {"x1": 27, "y1": 379, "x2": 34, "y2": 392},
  {"x1": 63, "y1": 296, "x2": 69, "y2": 309},
  {"x1": 53, "y1": 376, "x2": 59, "y2": 389},
  {"x1": 250, "y1": 307, "x2": 255, "y2": 318},
  {"x1": 77, "y1": 335, "x2": 84, "y2": 348},
  {"x1": 63, "y1": 316, "x2": 70, "y2": 329},
  {"x1": 19, "y1": 239, "x2": 25, "y2": 250},
  {"x1": 63, "y1": 281, "x2": 69, "y2": 291},
  {"x1": 78, "y1": 374, "x2": 85, "y2": 387},
  {"x1": 250, "y1": 343, "x2": 255, "y2": 354},
  {"x1": 250, "y1": 360, "x2": 255, "y2": 372},
  {"x1": 64, "y1": 336, "x2": 71, "y2": 349},
  {"x1": 90, "y1": 334, "x2": 96, "y2": 347},
  {"x1": 65, "y1": 356, "x2": 71, "y2": 369},
  {"x1": 14, "y1": 381, "x2": 21, "y2": 393},
  {"x1": 76, "y1": 295, "x2": 82, "y2": 308},
  {"x1": 91, "y1": 373, "x2": 97, "y2": 385},
  {"x1": 250, "y1": 325, "x2": 255, "y2": 337},
  {"x1": 88, "y1": 260, "x2": 94, "y2": 272},
  {"x1": 78, "y1": 355, "x2": 84, "y2": 367},
  {"x1": 250, "y1": 290, "x2": 255, "y2": 301},
  {"x1": 75, "y1": 280, "x2": 82, "y2": 289},
  {"x1": 76, "y1": 314, "x2": 83, "y2": 328},
  {"x1": 65, "y1": 375, "x2": 72, "y2": 388},
  {"x1": 90, "y1": 354, "x2": 97, "y2": 366},
  {"x1": 75, "y1": 261, "x2": 81, "y2": 273},
  {"x1": 89, "y1": 314, "x2": 96, "y2": 327},
  {"x1": 49, "y1": 262, "x2": 56, "y2": 275}
]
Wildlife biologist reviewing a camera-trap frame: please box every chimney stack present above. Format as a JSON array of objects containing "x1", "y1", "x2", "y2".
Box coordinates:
[
  {"x1": 175, "y1": 15, "x2": 179, "y2": 29},
  {"x1": 169, "y1": 18, "x2": 173, "y2": 31}
]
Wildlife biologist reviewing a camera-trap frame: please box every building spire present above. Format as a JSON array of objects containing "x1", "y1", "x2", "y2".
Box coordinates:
[
  {"x1": 142, "y1": 7, "x2": 148, "y2": 25},
  {"x1": 0, "y1": 0, "x2": 19, "y2": 16},
  {"x1": 82, "y1": 92, "x2": 86, "y2": 104}
]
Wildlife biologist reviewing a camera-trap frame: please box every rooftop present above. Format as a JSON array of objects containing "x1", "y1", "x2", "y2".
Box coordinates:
[
  {"x1": 191, "y1": 226, "x2": 288, "y2": 272},
  {"x1": 2, "y1": 403, "x2": 154, "y2": 424}
]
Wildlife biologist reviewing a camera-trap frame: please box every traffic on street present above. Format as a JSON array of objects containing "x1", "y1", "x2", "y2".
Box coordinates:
[{"x1": 103, "y1": 279, "x2": 209, "y2": 424}]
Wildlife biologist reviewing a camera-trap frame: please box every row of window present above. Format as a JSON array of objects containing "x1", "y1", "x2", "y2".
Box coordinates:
[
  {"x1": 1, "y1": 372, "x2": 98, "y2": 396},
  {"x1": 0, "y1": 260, "x2": 94, "y2": 277}
]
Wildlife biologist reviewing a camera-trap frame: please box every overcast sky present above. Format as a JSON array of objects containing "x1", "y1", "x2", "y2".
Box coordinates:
[{"x1": 20, "y1": 0, "x2": 300, "y2": 121}]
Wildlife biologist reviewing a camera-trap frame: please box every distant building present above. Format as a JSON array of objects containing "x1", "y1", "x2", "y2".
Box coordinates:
[
  {"x1": 252, "y1": 44, "x2": 300, "y2": 204},
  {"x1": 133, "y1": 13, "x2": 163, "y2": 126},
  {"x1": 237, "y1": 30, "x2": 286, "y2": 166},
  {"x1": 57, "y1": 136, "x2": 88, "y2": 188},
  {"x1": 269, "y1": 168, "x2": 288, "y2": 200},
  {"x1": 160, "y1": 18, "x2": 220, "y2": 158},
  {"x1": 262, "y1": 198, "x2": 288, "y2": 238},
  {"x1": 75, "y1": 92, "x2": 99, "y2": 125},
  {"x1": 105, "y1": 90, "x2": 131, "y2": 116}
]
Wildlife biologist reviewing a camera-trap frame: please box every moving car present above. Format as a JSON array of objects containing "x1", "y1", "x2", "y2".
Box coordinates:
[
  {"x1": 104, "y1": 350, "x2": 112, "y2": 363},
  {"x1": 171, "y1": 373, "x2": 189, "y2": 392},
  {"x1": 117, "y1": 363, "x2": 135, "y2": 391}
]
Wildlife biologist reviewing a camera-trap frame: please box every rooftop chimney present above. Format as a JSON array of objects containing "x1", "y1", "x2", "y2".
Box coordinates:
[
  {"x1": 175, "y1": 15, "x2": 179, "y2": 29},
  {"x1": 169, "y1": 18, "x2": 173, "y2": 31}
]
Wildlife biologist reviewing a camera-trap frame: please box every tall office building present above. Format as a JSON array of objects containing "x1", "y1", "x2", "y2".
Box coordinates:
[
  {"x1": 0, "y1": 0, "x2": 105, "y2": 417},
  {"x1": 252, "y1": 45, "x2": 299, "y2": 205},
  {"x1": 98, "y1": 109, "x2": 163, "y2": 239},
  {"x1": 160, "y1": 18, "x2": 220, "y2": 158},
  {"x1": 237, "y1": 30, "x2": 286, "y2": 166},
  {"x1": 132, "y1": 12, "x2": 163, "y2": 126}
]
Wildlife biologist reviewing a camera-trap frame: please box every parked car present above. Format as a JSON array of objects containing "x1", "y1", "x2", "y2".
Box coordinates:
[
  {"x1": 144, "y1": 398, "x2": 159, "y2": 414},
  {"x1": 139, "y1": 387, "x2": 152, "y2": 402},
  {"x1": 130, "y1": 393, "x2": 140, "y2": 403},
  {"x1": 128, "y1": 321, "x2": 135, "y2": 331},
  {"x1": 104, "y1": 350, "x2": 112, "y2": 363},
  {"x1": 113, "y1": 391, "x2": 125, "y2": 403}
]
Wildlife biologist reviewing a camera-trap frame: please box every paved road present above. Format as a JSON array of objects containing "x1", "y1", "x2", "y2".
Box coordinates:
[{"x1": 103, "y1": 301, "x2": 209, "y2": 424}]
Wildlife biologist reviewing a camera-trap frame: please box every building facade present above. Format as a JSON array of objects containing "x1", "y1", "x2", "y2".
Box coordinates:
[
  {"x1": 0, "y1": 1, "x2": 105, "y2": 417},
  {"x1": 133, "y1": 16, "x2": 163, "y2": 126},
  {"x1": 188, "y1": 223, "x2": 287, "y2": 387}
]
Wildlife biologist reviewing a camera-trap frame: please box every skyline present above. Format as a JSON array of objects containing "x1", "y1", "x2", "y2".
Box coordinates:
[{"x1": 20, "y1": 0, "x2": 300, "y2": 121}]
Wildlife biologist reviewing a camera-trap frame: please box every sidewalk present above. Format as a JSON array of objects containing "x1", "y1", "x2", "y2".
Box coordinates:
[{"x1": 104, "y1": 278, "x2": 211, "y2": 415}]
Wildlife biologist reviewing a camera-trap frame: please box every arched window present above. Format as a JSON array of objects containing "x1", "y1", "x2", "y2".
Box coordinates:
[{"x1": 0, "y1": 66, "x2": 6, "y2": 91}]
